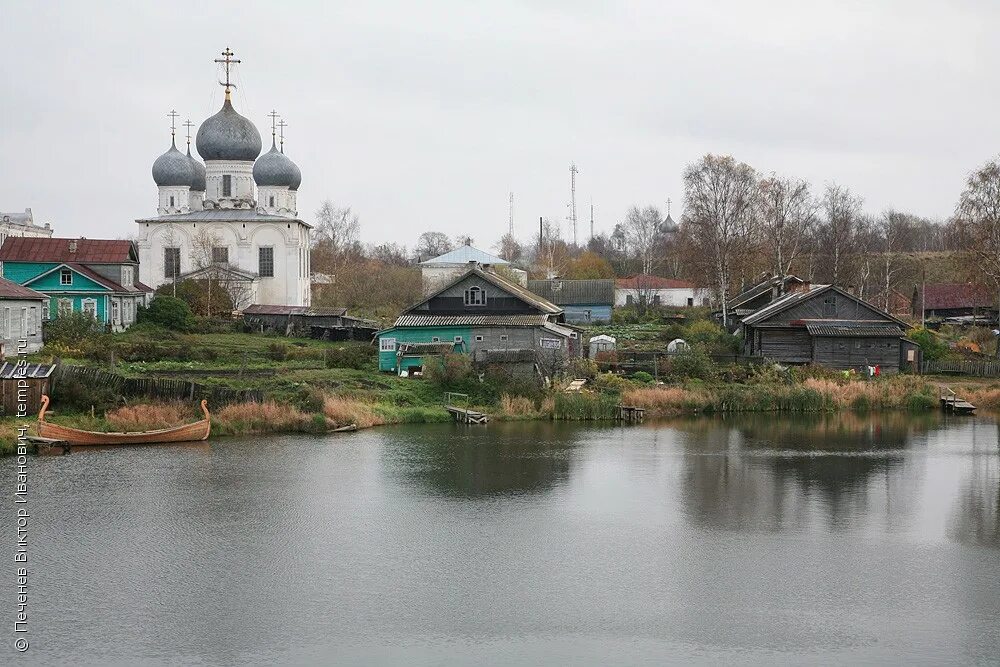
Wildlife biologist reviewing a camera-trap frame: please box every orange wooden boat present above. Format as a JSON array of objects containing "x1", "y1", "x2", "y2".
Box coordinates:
[{"x1": 37, "y1": 395, "x2": 211, "y2": 446}]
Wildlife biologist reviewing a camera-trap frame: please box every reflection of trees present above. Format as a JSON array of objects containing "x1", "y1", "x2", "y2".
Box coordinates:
[
  {"x1": 381, "y1": 422, "x2": 580, "y2": 498},
  {"x1": 674, "y1": 413, "x2": 938, "y2": 530},
  {"x1": 949, "y1": 422, "x2": 1000, "y2": 549}
]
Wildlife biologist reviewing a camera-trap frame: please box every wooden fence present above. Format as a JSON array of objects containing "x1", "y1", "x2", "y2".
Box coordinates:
[
  {"x1": 52, "y1": 365, "x2": 265, "y2": 405},
  {"x1": 922, "y1": 359, "x2": 1000, "y2": 377},
  {"x1": 595, "y1": 351, "x2": 753, "y2": 375}
]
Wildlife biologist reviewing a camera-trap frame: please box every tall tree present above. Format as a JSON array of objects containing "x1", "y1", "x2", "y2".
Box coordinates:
[
  {"x1": 683, "y1": 154, "x2": 759, "y2": 326},
  {"x1": 956, "y1": 158, "x2": 1000, "y2": 355},
  {"x1": 620, "y1": 205, "x2": 663, "y2": 275},
  {"x1": 819, "y1": 184, "x2": 863, "y2": 285},
  {"x1": 757, "y1": 174, "x2": 816, "y2": 278},
  {"x1": 415, "y1": 231, "x2": 453, "y2": 259}
]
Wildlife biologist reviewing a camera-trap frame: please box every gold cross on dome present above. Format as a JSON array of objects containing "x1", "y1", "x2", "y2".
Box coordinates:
[{"x1": 167, "y1": 110, "x2": 180, "y2": 138}]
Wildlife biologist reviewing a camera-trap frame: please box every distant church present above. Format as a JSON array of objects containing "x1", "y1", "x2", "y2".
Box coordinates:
[{"x1": 136, "y1": 48, "x2": 311, "y2": 307}]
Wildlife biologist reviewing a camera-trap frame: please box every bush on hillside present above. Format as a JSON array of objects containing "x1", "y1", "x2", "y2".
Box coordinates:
[
  {"x1": 907, "y1": 326, "x2": 949, "y2": 361},
  {"x1": 423, "y1": 353, "x2": 474, "y2": 388},
  {"x1": 43, "y1": 312, "x2": 107, "y2": 347},
  {"x1": 137, "y1": 296, "x2": 196, "y2": 332}
]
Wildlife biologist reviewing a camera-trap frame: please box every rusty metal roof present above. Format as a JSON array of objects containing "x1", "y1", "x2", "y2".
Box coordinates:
[
  {"x1": 0, "y1": 237, "x2": 136, "y2": 263},
  {"x1": 0, "y1": 277, "x2": 46, "y2": 301}
]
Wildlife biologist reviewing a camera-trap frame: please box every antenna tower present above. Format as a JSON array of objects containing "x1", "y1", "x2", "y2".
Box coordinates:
[
  {"x1": 508, "y1": 192, "x2": 514, "y2": 237},
  {"x1": 569, "y1": 162, "x2": 579, "y2": 246},
  {"x1": 590, "y1": 200, "x2": 594, "y2": 241}
]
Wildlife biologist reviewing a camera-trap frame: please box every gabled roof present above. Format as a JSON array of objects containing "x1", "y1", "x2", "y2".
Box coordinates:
[
  {"x1": 0, "y1": 237, "x2": 136, "y2": 264},
  {"x1": 742, "y1": 284, "x2": 908, "y2": 328},
  {"x1": 917, "y1": 283, "x2": 994, "y2": 310},
  {"x1": 528, "y1": 279, "x2": 615, "y2": 305},
  {"x1": 393, "y1": 314, "x2": 551, "y2": 327},
  {"x1": 176, "y1": 265, "x2": 258, "y2": 282},
  {"x1": 420, "y1": 245, "x2": 509, "y2": 266},
  {"x1": 0, "y1": 277, "x2": 46, "y2": 301},
  {"x1": 730, "y1": 274, "x2": 804, "y2": 310},
  {"x1": 404, "y1": 266, "x2": 561, "y2": 315},
  {"x1": 615, "y1": 274, "x2": 697, "y2": 290},
  {"x1": 243, "y1": 304, "x2": 348, "y2": 317}
]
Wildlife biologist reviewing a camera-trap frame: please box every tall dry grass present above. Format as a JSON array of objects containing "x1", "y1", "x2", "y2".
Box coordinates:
[
  {"x1": 105, "y1": 402, "x2": 191, "y2": 431},
  {"x1": 214, "y1": 401, "x2": 315, "y2": 435},
  {"x1": 622, "y1": 386, "x2": 708, "y2": 415},
  {"x1": 498, "y1": 394, "x2": 537, "y2": 418},
  {"x1": 322, "y1": 396, "x2": 384, "y2": 428}
]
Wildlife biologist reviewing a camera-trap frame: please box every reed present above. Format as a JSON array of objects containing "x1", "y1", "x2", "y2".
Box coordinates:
[
  {"x1": 105, "y1": 402, "x2": 191, "y2": 431},
  {"x1": 213, "y1": 401, "x2": 315, "y2": 435},
  {"x1": 498, "y1": 394, "x2": 537, "y2": 419},
  {"x1": 322, "y1": 396, "x2": 384, "y2": 429},
  {"x1": 553, "y1": 392, "x2": 620, "y2": 420}
]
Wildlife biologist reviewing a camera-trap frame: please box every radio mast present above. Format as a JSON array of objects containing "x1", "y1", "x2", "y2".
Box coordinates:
[{"x1": 569, "y1": 162, "x2": 579, "y2": 246}]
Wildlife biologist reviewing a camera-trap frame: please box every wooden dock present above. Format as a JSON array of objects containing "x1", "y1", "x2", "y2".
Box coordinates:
[
  {"x1": 446, "y1": 406, "x2": 490, "y2": 424},
  {"x1": 617, "y1": 405, "x2": 645, "y2": 422},
  {"x1": 25, "y1": 436, "x2": 71, "y2": 455},
  {"x1": 940, "y1": 387, "x2": 976, "y2": 414}
]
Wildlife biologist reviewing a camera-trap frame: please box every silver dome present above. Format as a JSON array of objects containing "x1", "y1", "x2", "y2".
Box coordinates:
[
  {"x1": 288, "y1": 157, "x2": 302, "y2": 191},
  {"x1": 152, "y1": 140, "x2": 195, "y2": 187},
  {"x1": 253, "y1": 142, "x2": 298, "y2": 187},
  {"x1": 196, "y1": 98, "x2": 262, "y2": 162},
  {"x1": 186, "y1": 146, "x2": 206, "y2": 191}
]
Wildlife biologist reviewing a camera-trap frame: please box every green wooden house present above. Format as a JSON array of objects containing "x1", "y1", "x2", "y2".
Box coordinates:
[
  {"x1": 377, "y1": 265, "x2": 581, "y2": 377},
  {"x1": 0, "y1": 238, "x2": 152, "y2": 330}
]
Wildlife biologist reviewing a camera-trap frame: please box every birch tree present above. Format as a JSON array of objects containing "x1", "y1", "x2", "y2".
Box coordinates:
[
  {"x1": 683, "y1": 154, "x2": 758, "y2": 327},
  {"x1": 819, "y1": 184, "x2": 863, "y2": 285},
  {"x1": 620, "y1": 205, "x2": 663, "y2": 276},
  {"x1": 956, "y1": 158, "x2": 1000, "y2": 355},
  {"x1": 757, "y1": 175, "x2": 816, "y2": 278}
]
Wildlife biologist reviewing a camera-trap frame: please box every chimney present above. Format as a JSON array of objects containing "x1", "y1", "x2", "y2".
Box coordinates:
[{"x1": 68, "y1": 239, "x2": 78, "y2": 254}]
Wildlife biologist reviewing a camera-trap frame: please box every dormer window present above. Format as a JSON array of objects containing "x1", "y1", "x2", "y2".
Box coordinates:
[
  {"x1": 464, "y1": 285, "x2": 486, "y2": 306},
  {"x1": 60, "y1": 269, "x2": 72, "y2": 286}
]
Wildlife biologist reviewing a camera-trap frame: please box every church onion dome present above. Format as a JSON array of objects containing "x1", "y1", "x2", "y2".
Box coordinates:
[
  {"x1": 288, "y1": 159, "x2": 302, "y2": 191},
  {"x1": 196, "y1": 98, "x2": 262, "y2": 161},
  {"x1": 253, "y1": 142, "x2": 299, "y2": 188},
  {"x1": 186, "y1": 147, "x2": 206, "y2": 191},
  {"x1": 151, "y1": 140, "x2": 195, "y2": 187}
]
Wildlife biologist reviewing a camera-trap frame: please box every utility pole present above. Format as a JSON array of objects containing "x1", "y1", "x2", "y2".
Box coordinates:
[
  {"x1": 590, "y1": 200, "x2": 594, "y2": 242},
  {"x1": 569, "y1": 162, "x2": 579, "y2": 246},
  {"x1": 508, "y1": 192, "x2": 514, "y2": 237}
]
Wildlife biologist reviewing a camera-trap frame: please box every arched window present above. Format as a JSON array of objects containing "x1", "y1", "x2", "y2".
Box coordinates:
[{"x1": 464, "y1": 286, "x2": 486, "y2": 306}]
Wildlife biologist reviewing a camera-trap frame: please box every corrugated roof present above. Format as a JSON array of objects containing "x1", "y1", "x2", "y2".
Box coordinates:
[
  {"x1": 394, "y1": 314, "x2": 551, "y2": 327},
  {"x1": 528, "y1": 279, "x2": 615, "y2": 305},
  {"x1": 614, "y1": 275, "x2": 698, "y2": 290},
  {"x1": 136, "y1": 210, "x2": 312, "y2": 228},
  {"x1": 0, "y1": 361, "x2": 55, "y2": 379},
  {"x1": 741, "y1": 285, "x2": 828, "y2": 325},
  {"x1": 420, "y1": 245, "x2": 509, "y2": 265},
  {"x1": 729, "y1": 275, "x2": 805, "y2": 309},
  {"x1": 0, "y1": 237, "x2": 136, "y2": 264},
  {"x1": 244, "y1": 304, "x2": 348, "y2": 316},
  {"x1": 918, "y1": 283, "x2": 993, "y2": 310},
  {"x1": 0, "y1": 277, "x2": 46, "y2": 301},
  {"x1": 805, "y1": 323, "x2": 904, "y2": 338}
]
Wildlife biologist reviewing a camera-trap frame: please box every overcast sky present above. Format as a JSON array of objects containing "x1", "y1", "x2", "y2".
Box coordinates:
[{"x1": 1, "y1": 1, "x2": 995, "y2": 249}]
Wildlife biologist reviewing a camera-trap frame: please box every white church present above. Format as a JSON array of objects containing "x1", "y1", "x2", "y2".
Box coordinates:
[{"x1": 136, "y1": 49, "x2": 311, "y2": 307}]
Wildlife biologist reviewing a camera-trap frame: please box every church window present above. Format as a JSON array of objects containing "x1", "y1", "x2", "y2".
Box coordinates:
[
  {"x1": 57, "y1": 299, "x2": 72, "y2": 317},
  {"x1": 212, "y1": 247, "x2": 229, "y2": 264},
  {"x1": 222, "y1": 175, "x2": 232, "y2": 197},
  {"x1": 464, "y1": 285, "x2": 486, "y2": 306},
  {"x1": 60, "y1": 269, "x2": 72, "y2": 285},
  {"x1": 258, "y1": 247, "x2": 274, "y2": 277},
  {"x1": 169, "y1": 195, "x2": 175, "y2": 207},
  {"x1": 269, "y1": 196, "x2": 275, "y2": 207},
  {"x1": 164, "y1": 247, "x2": 180, "y2": 279}
]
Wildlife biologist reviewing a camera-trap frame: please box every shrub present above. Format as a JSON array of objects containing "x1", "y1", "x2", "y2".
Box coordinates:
[
  {"x1": 423, "y1": 353, "x2": 474, "y2": 388},
  {"x1": 591, "y1": 372, "x2": 632, "y2": 393},
  {"x1": 499, "y1": 394, "x2": 537, "y2": 417},
  {"x1": 293, "y1": 386, "x2": 326, "y2": 413},
  {"x1": 907, "y1": 326, "x2": 948, "y2": 361},
  {"x1": 43, "y1": 312, "x2": 107, "y2": 347},
  {"x1": 325, "y1": 345, "x2": 375, "y2": 370},
  {"x1": 49, "y1": 377, "x2": 118, "y2": 414},
  {"x1": 667, "y1": 349, "x2": 718, "y2": 381},
  {"x1": 137, "y1": 296, "x2": 196, "y2": 332},
  {"x1": 567, "y1": 356, "x2": 599, "y2": 379},
  {"x1": 553, "y1": 392, "x2": 619, "y2": 420},
  {"x1": 266, "y1": 342, "x2": 288, "y2": 361},
  {"x1": 632, "y1": 371, "x2": 655, "y2": 384}
]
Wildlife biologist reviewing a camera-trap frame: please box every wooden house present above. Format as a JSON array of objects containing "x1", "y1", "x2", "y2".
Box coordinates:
[
  {"x1": 741, "y1": 284, "x2": 920, "y2": 373},
  {"x1": 0, "y1": 237, "x2": 152, "y2": 331},
  {"x1": 377, "y1": 265, "x2": 581, "y2": 378},
  {"x1": 719, "y1": 274, "x2": 805, "y2": 331},
  {"x1": 911, "y1": 283, "x2": 996, "y2": 322},
  {"x1": 0, "y1": 277, "x2": 47, "y2": 356},
  {"x1": 242, "y1": 304, "x2": 377, "y2": 340},
  {"x1": 527, "y1": 279, "x2": 614, "y2": 324}
]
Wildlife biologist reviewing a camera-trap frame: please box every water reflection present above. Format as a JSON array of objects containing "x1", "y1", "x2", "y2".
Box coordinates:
[
  {"x1": 380, "y1": 421, "x2": 584, "y2": 498},
  {"x1": 949, "y1": 422, "x2": 1000, "y2": 549},
  {"x1": 670, "y1": 412, "x2": 940, "y2": 531}
]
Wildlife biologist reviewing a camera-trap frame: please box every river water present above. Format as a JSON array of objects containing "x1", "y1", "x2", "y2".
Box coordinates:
[{"x1": 4, "y1": 413, "x2": 1000, "y2": 665}]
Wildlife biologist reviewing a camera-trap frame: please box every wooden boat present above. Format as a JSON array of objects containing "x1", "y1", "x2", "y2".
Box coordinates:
[
  {"x1": 37, "y1": 395, "x2": 211, "y2": 446},
  {"x1": 331, "y1": 423, "x2": 358, "y2": 433}
]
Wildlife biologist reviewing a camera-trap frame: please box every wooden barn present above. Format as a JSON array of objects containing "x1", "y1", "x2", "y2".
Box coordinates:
[
  {"x1": 242, "y1": 305, "x2": 378, "y2": 341},
  {"x1": 911, "y1": 283, "x2": 997, "y2": 323},
  {"x1": 0, "y1": 361, "x2": 55, "y2": 416},
  {"x1": 741, "y1": 285, "x2": 920, "y2": 373}
]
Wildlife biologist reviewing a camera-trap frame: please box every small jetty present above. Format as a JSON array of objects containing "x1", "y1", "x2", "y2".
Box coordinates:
[
  {"x1": 617, "y1": 405, "x2": 645, "y2": 422},
  {"x1": 444, "y1": 392, "x2": 489, "y2": 424},
  {"x1": 26, "y1": 436, "x2": 71, "y2": 455},
  {"x1": 940, "y1": 387, "x2": 976, "y2": 414}
]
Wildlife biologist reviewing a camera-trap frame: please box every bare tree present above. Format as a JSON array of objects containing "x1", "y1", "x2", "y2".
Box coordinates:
[
  {"x1": 620, "y1": 205, "x2": 663, "y2": 275},
  {"x1": 819, "y1": 184, "x2": 863, "y2": 285},
  {"x1": 189, "y1": 229, "x2": 223, "y2": 317},
  {"x1": 415, "y1": 231, "x2": 453, "y2": 259},
  {"x1": 956, "y1": 158, "x2": 1000, "y2": 354},
  {"x1": 496, "y1": 233, "x2": 522, "y2": 262},
  {"x1": 683, "y1": 154, "x2": 759, "y2": 327},
  {"x1": 757, "y1": 175, "x2": 816, "y2": 278},
  {"x1": 454, "y1": 234, "x2": 475, "y2": 247},
  {"x1": 878, "y1": 210, "x2": 910, "y2": 311}
]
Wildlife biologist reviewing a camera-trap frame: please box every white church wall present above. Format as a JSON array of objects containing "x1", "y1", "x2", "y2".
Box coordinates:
[{"x1": 204, "y1": 160, "x2": 255, "y2": 204}]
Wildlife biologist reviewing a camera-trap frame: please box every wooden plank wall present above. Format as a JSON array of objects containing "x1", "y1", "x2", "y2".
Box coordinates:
[{"x1": 0, "y1": 378, "x2": 49, "y2": 416}]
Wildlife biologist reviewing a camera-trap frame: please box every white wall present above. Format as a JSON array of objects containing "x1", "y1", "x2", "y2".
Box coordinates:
[{"x1": 615, "y1": 287, "x2": 712, "y2": 307}]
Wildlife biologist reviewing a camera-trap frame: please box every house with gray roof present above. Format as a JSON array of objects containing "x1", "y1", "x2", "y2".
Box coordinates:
[
  {"x1": 527, "y1": 279, "x2": 614, "y2": 324},
  {"x1": 419, "y1": 245, "x2": 528, "y2": 295}
]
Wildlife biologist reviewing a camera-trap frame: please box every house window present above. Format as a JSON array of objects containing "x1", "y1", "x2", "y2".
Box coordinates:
[
  {"x1": 82, "y1": 299, "x2": 97, "y2": 320},
  {"x1": 653, "y1": 295, "x2": 661, "y2": 306},
  {"x1": 60, "y1": 269, "x2": 72, "y2": 285},
  {"x1": 19, "y1": 307, "x2": 26, "y2": 336},
  {"x1": 42, "y1": 302, "x2": 49, "y2": 321},
  {"x1": 28, "y1": 307, "x2": 37, "y2": 336},
  {"x1": 499, "y1": 334, "x2": 508, "y2": 342},
  {"x1": 823, "y1": 296, "x2": 837, "y2": 317},
  {"x1": 222, "y1": 174, "x2": 232, "y2": 197},
  {"x1": 626, "y1": 294, "x2": 634, "y2": 305},
  {"x1": 379, "y1": 337, "x2": 397, "y2": 352},
  {"x1": 454, "y1": 336, "x2": 464, "y2": 343},
  {"x1": 475, "y1": 335, "x2": 484, "y2": 342},
  {"x1": 258, "y1": 247, "x2": 274, "y2": 277},
  {"x1": 212, "y1": 246, "x2": 229, "y2": 264},
  {"x1": 112, "y1": 300, "x2": 120, "y2": 323},
  {"x1": 464, "y1": 286, "x2": 486, "y2": 306},
  {"x1": 164, "y1": 247, "x2": 181, "y2": 278},
  {"x1": 1, "y1": 308, "x2": 8, "y2": 338},
  {"x1": 58, "y1": 298, "x2": 72, "y2": 317},
  {"x1": 687, "y1": 297, "x2": 694, "y2": 307},
  {"x1": 122, "y1": 266, "x2": 133, "y2": 286}
]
